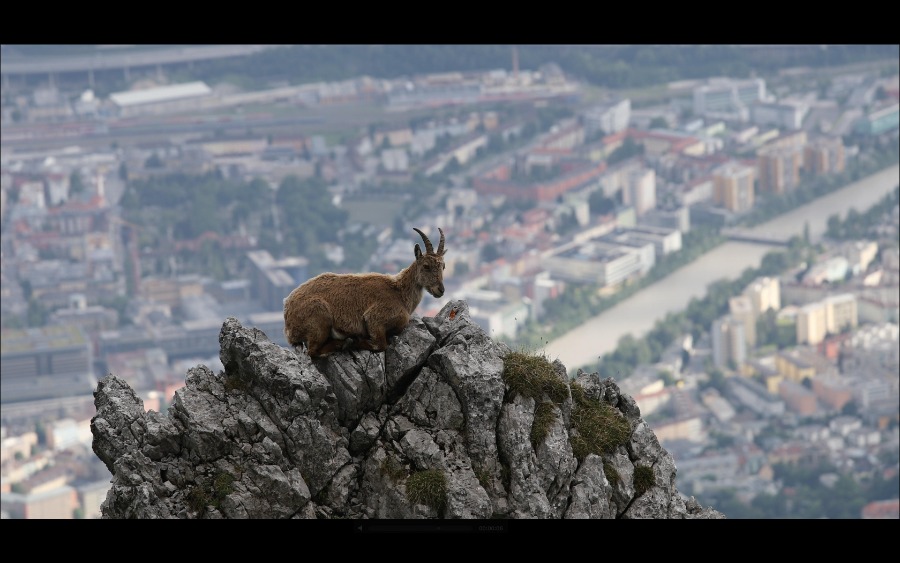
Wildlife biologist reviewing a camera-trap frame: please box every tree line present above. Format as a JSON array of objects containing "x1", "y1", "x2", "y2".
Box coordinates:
[{"x1": 161, "y1": 45, "x2": 900, "y2": 91}]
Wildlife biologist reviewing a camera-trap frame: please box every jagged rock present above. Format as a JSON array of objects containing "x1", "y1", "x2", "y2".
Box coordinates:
[
  {"x1": 564, "y1": 454, "x2": 616, "y2": 519},
  {"x1": 91, "y1": 299, "x2": 725, "y2": 519}
]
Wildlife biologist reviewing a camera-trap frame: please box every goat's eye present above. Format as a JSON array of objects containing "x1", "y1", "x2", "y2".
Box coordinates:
[{"x1": 424, "y1": 265, "x2": 431, "y2": 271}]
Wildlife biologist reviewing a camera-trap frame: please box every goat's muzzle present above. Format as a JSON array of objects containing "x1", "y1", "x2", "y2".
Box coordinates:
[{"x1": 429, "y1": 284, "x2": 445, "y2": 298}]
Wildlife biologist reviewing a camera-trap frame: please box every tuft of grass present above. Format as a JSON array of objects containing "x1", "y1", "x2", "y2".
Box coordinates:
[
  {"x1": 406, "y1": 469, "x2": 448, "y2": 512},
  {"x1": 380, "y1": 456, "x2": 408, "y2": 482},
  {"x1": 186, "y1": 485, "x2": 210, "y2": 513},
  {"x1": 186, "y1": 472, "x2": 235, "y2": 514},
  {"x1": 530, "y1": 401, "x2": 557, "y2": 449},
  {"x1": 502, "y1": 348, "x2": 569, "y2": 403},
  {"x1": 569, "y1": 382, "x2": 631, "y2": 462},
  {"x1": 603, "y1": 460, "x2": 620, "y2": 487},
  {"x1": 213, "y1": 472, "x2": 234, "y2": 499},
  {"x1": 633, "y1": 465, "x2": 656, "y2": 496}
]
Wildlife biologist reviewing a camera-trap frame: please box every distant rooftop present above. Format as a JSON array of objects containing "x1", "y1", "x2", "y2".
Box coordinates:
[{"x1": 109, "y1": 81, "x2": 211, "y2": 107}]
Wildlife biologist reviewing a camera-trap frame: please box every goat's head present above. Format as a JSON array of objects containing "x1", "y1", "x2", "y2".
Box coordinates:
[{"x1": 412, "y1": 227, "x2": 446, "y2": 298}]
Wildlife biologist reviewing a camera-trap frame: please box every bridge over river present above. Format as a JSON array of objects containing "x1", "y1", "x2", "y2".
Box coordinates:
[{"x1": 720, "y1": 227, "x2": 792, "y2": 247}]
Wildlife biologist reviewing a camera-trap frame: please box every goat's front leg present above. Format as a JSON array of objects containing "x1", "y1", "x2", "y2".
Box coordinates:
[
  {"x1": 354, "y1": 335, "x2": 387, "y2": 353},
  {"x1": 360, "y1": 309, "x2": 409, "y2": 353},
  {"x1": 310, "y1": 338, "x2": 344, "y2": 358}
]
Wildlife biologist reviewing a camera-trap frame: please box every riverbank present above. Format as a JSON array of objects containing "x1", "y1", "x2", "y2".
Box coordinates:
[{"x1": 544, "y1": 164, "x2": 900, "y2": 372}]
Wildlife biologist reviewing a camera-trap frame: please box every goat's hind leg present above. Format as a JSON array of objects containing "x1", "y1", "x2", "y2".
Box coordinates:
[{"x1": 301, "y1": 300, "x2": 339, "y2": 358}]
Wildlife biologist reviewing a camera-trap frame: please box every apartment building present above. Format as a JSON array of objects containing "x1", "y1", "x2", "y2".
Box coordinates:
[
  {"x1": 623, "y1": 167, "x2": 657, "y2": 217},
  {"x1": 757, "y1": 145, "x2": 803, "y2": 194},
  {"x1": 779, "y1": 379, "x2": 819, "y2": 416},
  {"x1": 712, "y1": 162, "x2": 755, "y2": 213},
  {"x1": 797, "y1": 301, "x2": 828, "y2": 345},
  {"x1": 679, "y1": 176, "x2": 714, "y2": 207},
  {"x1": 804, "y1": 137, "x2": 846, "y2": 175},
  {"x1": 729, "y1": 295, "x2": 757, "y2": 348},
  {"x1": 745, "y1": 276, "x2": 781, "y2": 317},
  {"x1": 0, "y1": 486, "x2": 78, "y2": 519},
  {"x1": 775, "y1": 350, "x2": 817, "y2": 383},
  {"x1": 824, "y1": 293, "x2": 858, "y2": 334},
  {"x1": 812, "y1": 375, "x2": 854, "y2": 412},
  {"x1": 711, "y1": 315, "x2": 747, "y2": 368}
]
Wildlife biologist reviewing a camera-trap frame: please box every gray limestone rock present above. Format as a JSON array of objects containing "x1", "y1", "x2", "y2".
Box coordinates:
[{"x1": 92, "y1": 308, "x2": 724, "y2": 519}]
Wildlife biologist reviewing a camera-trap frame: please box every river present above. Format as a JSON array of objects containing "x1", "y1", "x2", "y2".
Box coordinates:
[{"x1": 543, "y1": 163, "x2": 900, "y2": 373}]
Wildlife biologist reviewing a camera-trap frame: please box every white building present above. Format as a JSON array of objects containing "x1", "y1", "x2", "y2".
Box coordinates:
[
  {"x1": 693, "y1": 78, "x2": 768, "y2": 121},
  {"x1": 380, "y1": 148, "x2": 409, "y2": 172},
  {"x1": 109, "y1": 81, "x2": 213, "y2": 117},
  {"x1": 582, "y1": 98, "x2": 631, "y2": 135},
  {"x1": 624, "y1": 168, "x2": 656, "y2": 217},
  {"x1": 751, "y1": 101, "x2": 809, "y2": 130},
  {"x1": 543, "y1": 239, "x2": 646, "y2": 287},
  {"x1": 460, "y1": 289, "x2": 530, "y2": 339},
  {"x1": 620, "y1": 225, "x2": 682, "y2": 257}
]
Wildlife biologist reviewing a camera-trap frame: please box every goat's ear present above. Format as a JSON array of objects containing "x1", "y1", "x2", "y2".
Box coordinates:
[{"x1": 414, "y1": 243, "x2": 422, "y2": 259}]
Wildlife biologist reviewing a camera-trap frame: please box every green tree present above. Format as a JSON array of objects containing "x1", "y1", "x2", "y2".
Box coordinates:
[
  {"x1": 607, "y1": 138, "x2": 644, "y2": 165},
  {"x1": 481, "y1": 243, "x2": 501, "y2": 263},
  {"x1": 751, "y1": 493, "x2": 789, "y2": 518},
  {"x1": 144, "y1": 153, "x2": 164, "y2": 169},
  {"x1": 589, "y1": 190, "x2": 616, "y2": 216},
  {"x1": 823, "y1": 475, "x2": 866, "y2": 519},
  {"x1": 26, "y1": 298, "x2": 48, "y2": 327},
  {"x1": 69, "y1": 171, "x2": 85, "y2": 195},
  {"x1": 648, "y1": 116, "x2": 669, "y2": 129},
  {"x1": 34, "y1": 421, "x2": 47, "y2": 446},
  {"x1": 275, "y1": 175, "x2": 348, "y2": 259}
]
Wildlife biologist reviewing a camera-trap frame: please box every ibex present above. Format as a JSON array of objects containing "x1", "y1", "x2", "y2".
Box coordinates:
[{"x1": 283, "y1": 227, "x2": 447, "y2": 358}]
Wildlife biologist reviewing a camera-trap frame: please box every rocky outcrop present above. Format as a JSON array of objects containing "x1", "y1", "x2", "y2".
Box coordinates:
[{"x1": 91, "y1": 300, "x2": 725, "y2": 519}]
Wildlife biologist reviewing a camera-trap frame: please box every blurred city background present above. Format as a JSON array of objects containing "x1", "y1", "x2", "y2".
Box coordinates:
[{"x1": 0, "y1": 44, "x2": 898, "y2": 519}]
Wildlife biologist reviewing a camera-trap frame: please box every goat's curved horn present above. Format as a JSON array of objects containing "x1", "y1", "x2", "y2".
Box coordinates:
[
  {"x1": 437, "y1": 228, "x2": 445, "y2": 255},
  {"x1": 413, "y1": 228, "x2": 433, "y2": 254}
]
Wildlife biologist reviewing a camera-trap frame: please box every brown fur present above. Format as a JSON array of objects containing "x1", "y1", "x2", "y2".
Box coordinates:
[{"x1": 283, "y1": 228, "x2": 447, "y2": 358}]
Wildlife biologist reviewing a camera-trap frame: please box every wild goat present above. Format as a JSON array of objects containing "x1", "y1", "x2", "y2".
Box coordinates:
[{"x1": 283, "y1": 227, "x2": 447, "y2": 358}]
